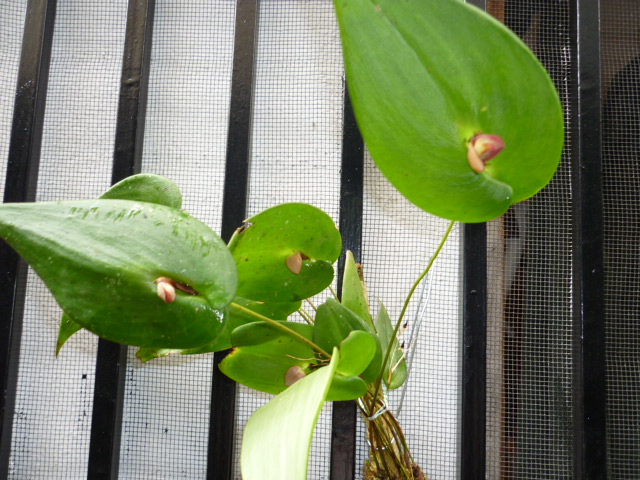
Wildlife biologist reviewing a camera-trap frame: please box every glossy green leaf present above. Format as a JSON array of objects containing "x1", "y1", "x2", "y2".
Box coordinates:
[
  {"x1": 326, "y1": 374, "x2": 368, "y2": 401},
  {"x1": 340, "y1": 250, "x2": 373, "y2": 328},
  {"x1": 324, "y1": 330, "x2": 376, "y2": 401},
  {"x1": 0, "y1": 199, "x2": 237, "y2": 348},
  {"x1": 336, "y1": 330, "x2": 377, "y2": 377},
  {"x1": 56, "y1": 174, "x2": 185, "y2": 353},
  {"x1": 56, "y1": 313, "x2": 83, "y2": 356},
  {"x1": 228, "y1": 203, "x2": 342, "y2": 302},
  {"x1": 334, "y1": 0, "x2": 564, "y2": 222},
  {"x1": 219, "y1": 321, "x2": 317, "y2": 394},
  {"x1": 241, "y1": 350, "x2": 338, "y2": 480},
  {"x1": 136, "y1": 299, "x2": 302, "y2": 360},
  {"x1": 374, "y1": 302, "x2": 408, "y2": 390},
  {"x1": 313, "y1": 298, "x2": 382, "y2": 383},
  {"x1": 100, "y1": 173, "x2": 183, "y2": 209}
]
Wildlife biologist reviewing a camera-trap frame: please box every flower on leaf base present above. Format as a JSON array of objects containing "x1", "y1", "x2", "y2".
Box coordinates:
[{"x1": 467, "y1": 134, "x2": 506, "y2": 174}]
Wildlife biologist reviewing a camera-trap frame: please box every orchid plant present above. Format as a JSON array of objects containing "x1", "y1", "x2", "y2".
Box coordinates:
[{"x1": 0, "y1": 0, "x2": 563, "y2": 478}]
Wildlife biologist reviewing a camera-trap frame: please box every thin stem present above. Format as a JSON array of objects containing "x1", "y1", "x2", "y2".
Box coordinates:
[
  {"x1": 370, "y1": 220, "x2": 456, "y2": 410},
  {"x1": 229, "y1": 302, "x2": 332, "y2": 359},
  {"x1": 298, "y1": 307, "x2": 315, "y2": 325},
  {"x1": 328, "y1": 284, "x2": 339, "y2": 300},
  {"x1": 306, "y1": 298, "x2": 318, "y2": 311}
]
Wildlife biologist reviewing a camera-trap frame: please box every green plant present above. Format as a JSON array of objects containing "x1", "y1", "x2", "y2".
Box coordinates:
[{"x1": 0, "y1": 0, "x2": 563, "y2": 478}]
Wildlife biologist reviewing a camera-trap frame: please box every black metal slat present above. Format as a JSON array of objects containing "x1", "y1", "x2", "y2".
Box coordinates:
[
  {"x1": 208, "y1": 1, "x2": 259, "y2": 478},
  {"x1": 460, "y1": 1, "x2": 488, "y2": 479},
  {"x1": 460, "y1": 223, "x2": 488, "y2": 480},
  {"x1": 87, "y1": 1, "x2": 156, "y2": 478},
  {"x1": 330, "y1": 90, "x2": 364, "y2": 480},
  {"x1": 0, "y1": 0, "x2": 57, "y2": 477},
  {"x1": 569, "y1": 0, "x2": 607, "y2": 478}
]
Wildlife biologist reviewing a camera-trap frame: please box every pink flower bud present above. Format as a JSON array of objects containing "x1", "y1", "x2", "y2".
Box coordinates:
[
  {"x1": 286, "y1": 252, "x2": 303, "y2": 275},
  {"x1": 154, "y1": 277, "x2": 176, "y2": 303},
  {"x1": 467, "y1": 133, "x2": 505, "y2": 173},
  {"x1": 285, "y1": 251, "x2": 310, "y2": 275}
]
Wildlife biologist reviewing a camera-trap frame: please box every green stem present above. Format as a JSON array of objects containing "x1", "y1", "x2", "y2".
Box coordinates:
[
  {"x1": 298, "y1": 307, "x2": 315, "y2": 325},
  {"x1": 229, "y1": 302, "x2": 332, "y2": 359},
  {"x1": 328, "y1": 284, "x2": 339, "y2": 300},
  {"x1": 370, "y1": 220, "x2": 456, "y2": 410},
  {"x1": 306, "y1": 298, "x2": 318, "y2": 311}
]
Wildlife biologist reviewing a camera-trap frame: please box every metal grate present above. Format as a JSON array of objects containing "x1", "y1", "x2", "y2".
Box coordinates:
[{"x1": 0, "y1": 0, "x2": 631, "y2": 479}]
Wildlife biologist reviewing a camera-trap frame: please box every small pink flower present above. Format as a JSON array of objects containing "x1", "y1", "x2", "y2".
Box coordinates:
[
  {"x1": 154, "y1": 277, "x2": 177, "y2": 303},
  {"x1": 467, "y1": 134, "x2": 505, "y2": 173}
]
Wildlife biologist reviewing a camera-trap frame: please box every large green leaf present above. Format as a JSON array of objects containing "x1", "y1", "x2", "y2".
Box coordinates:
[
  {"x1": 0, "y1": 199, "x2": 237, "y2": 348},
  {"x1": 228, "y1": 203, "x2": 342, "y2": 302},
  {"x1": 241, "y1": 349, "x2": 339, "y2": 480},
  {"x1": 219, "y1": 321, "x2": 317, "y2": 394},
  {"x1": 57, "y1": 173, "x2": 184, "y2": 353},
  {"x1": 334, "y1": 0, "x2": 564, "y2": 222}
]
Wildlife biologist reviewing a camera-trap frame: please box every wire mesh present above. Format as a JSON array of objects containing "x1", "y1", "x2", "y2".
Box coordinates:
[
  {"x1": 485, "y1": 1, "x2": 574, "y2": 479},
  {"x1": 601, "y1": 1, "x2": 640, "y2": 478},
  {"x1": 5, "y1": 1, "x2": 127, "y2": 478}
]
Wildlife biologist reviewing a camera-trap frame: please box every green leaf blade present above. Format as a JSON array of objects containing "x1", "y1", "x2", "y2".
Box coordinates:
[
  {"x1": 56, "y1": 313, "x2": 83, "y2": 355},
  {"x1": 241, "y1": 350, "x2": 339, "y2": 480},
  {"x1": 0, "y1": 199, "x2": 237, "y2": 348},
  {"x1": 336, "y1": 330, "x2": 377, "y2": 377},
  {"x1": 334, "y1": 0, "x2": 564, "y2": 222},
  {"x1": 374, "y1": 302, "x2": 408, "y2": 390},
  {"x1": 100, "y1": 173, "x2": 183, "y2": 209},
  {"x1": 326, "y1": 374, "x2": 368, "y2": 401},
  {"x1": 229, "y1": 203, "x2": 342, "y2": 302},
  {"x1": 313, "y1": 298, "x2": 382, "y2": 384},
  {"x1": 340, "y1": 250, "x2": 373, "y2": 328},
  {"x1": 219, "y1": 321, "x2": 316, "y2": 394}
]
